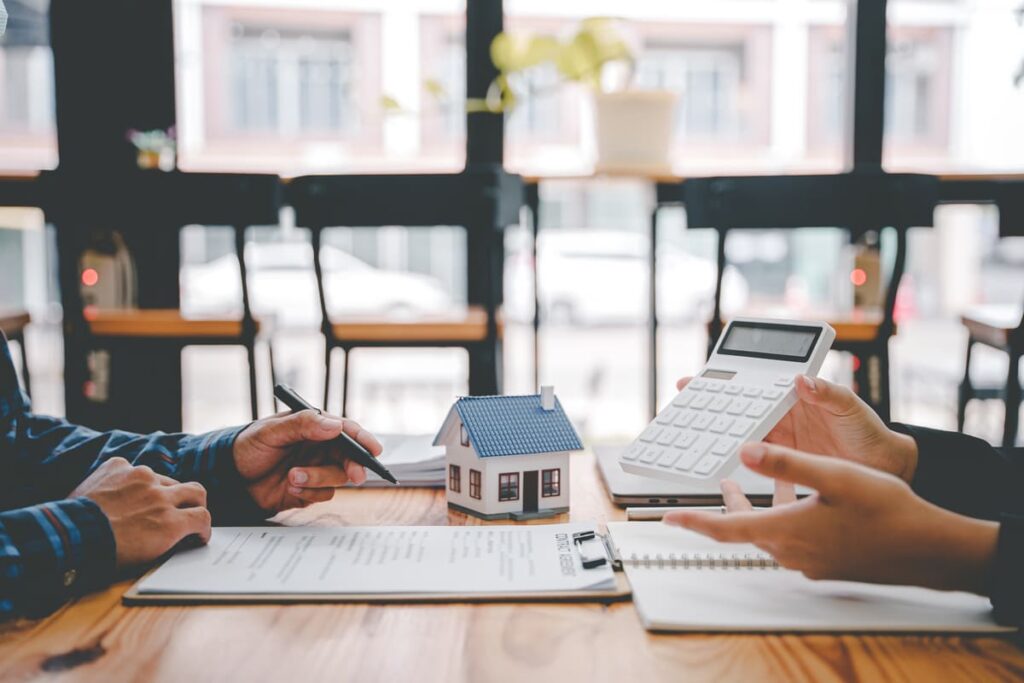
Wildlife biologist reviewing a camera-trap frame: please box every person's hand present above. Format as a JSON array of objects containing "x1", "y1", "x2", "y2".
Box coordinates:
[
  {"x1": 663, "y1": 444, "x2": 998, "y2": 593},
  {"x1": 676, "y1": 375, "x2": 919, "y2": 482},
  {"x1": 69, "y1": 457, "x2": 211, "y2": 569},
  {"x1": 232, "y1": 410, "x2": 383, "y2": 514}
]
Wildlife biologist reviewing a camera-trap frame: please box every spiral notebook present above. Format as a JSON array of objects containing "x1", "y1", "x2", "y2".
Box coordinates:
[{"x1": 607, "y1": 521, "x2": 1013, "y2": 633}]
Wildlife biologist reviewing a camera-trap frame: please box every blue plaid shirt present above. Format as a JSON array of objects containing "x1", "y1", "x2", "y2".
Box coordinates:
[{"x1": 0, "y1": 333, "x2": 264, "y2": 619}]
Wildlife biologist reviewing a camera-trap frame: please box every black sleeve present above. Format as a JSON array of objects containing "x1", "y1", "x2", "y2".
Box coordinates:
[
  {"x1": 891, "y1": 424, "x2": 1024, "y2": 627},
  {"x1": 891, "y1": 423, "x2": 1024, "y2": 520}
]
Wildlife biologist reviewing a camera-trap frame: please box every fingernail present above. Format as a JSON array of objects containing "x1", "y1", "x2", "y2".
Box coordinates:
[
  {"x1": 288, "y1": 486, "x2": 303, "y2": 496},
  {"x1": 801, "y1": 375, "x2": 817, "y2": 392},
  {"x1": 291, "y1": 470, "x2": 308, "y2": 485},
  {"x1": 318, "y1": 415, "x2": 343, "y2": 431},
  {"x1": 743, "y1": 444, "x2": 766, "y2": 465}
]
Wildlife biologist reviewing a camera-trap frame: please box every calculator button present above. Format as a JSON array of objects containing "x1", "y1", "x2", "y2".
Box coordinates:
[
  {"x1": 639, "y1": 447, "x2": 661, "y2": 464},
  {"x1": 674, "y1": 451, "x2": 701, "y2": 472},
  {"x1": 745, "y1": 402, "x2": 770, "y2": 418},
  {"x1": 675, "y1": 432, "x2": 698, "y2": 449},
  {"x1": 742, "y1": 387, "x2": 763, "y2": 398},
  {"x1": 726, "y1": 399, "x2": 751, "y2": 415},
  {"x1": 691, "y1": 435, "x2": 716, "y2": 455},
  {"x1": 694, "y1": 456, "x2": 720, "y2": 476},
  {"x1": 621, "y1": 443, "x2": 644, "y2": 461},
  {"x1": 690, "y1": 394, "x2": 712, "y2": 410},
  {"x1": 704, "y1": 382, "x2": 723, "y2": 394},
  {"x1": 639, "y1": 425, "x2": 663, "y2": 442},
  {"x1": 673, "y1": 411, "x2": 696, "y2": 428},
  {"x1": 691, "y1": 414, "x2": 714, "y2": 431},
  {"x1": 673, "y1": 392, "x2": 695, "y2": 408},
  {"x1": 657, "y1": 430, "x2": 678, "y2": 446},
  {"x1": 724, "y1": 384, "x2": 742, "y2": 395},
  {"x1": 711, "y1": 438, "x2": 737, "y2": 456},
  {"x1": 763, "y1": 388, "x2": 784, "y2": 401},
  {"x1": 774, "y1": 376, "x2": 795, "y2": 387},
  {"x1": 655, "y1": 408, "x2": 679, "y2": 425},
  {"x1": 728, "y1": 419, "x2": 753, "y2": 437},
  {"x1": 709, "y1": 416, "x2": 734, "y2": 434},
  {"x1": 708, "y1": 396, "x2": 731, "y2": 413},
  {"x1": 688, "y1": 380, "x2": 707, "y2": 390},
  {"x1": 657, "y1": 450, "x2": 680, "y2": 468}
]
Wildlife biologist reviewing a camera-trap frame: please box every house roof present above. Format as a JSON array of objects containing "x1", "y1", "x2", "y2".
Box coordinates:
[{"x1": 434, "y1": 395, "x2": 584, "y2": 458}]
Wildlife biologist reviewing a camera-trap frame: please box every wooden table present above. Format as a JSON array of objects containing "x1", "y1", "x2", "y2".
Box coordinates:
[{"x1": 2, "y1": 451, "x2": 1022, "y2": 683}]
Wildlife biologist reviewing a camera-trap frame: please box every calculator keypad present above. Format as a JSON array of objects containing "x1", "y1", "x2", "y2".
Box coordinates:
[{"x1": 621, "y1": 379, "x2": 793, "y2": 481}]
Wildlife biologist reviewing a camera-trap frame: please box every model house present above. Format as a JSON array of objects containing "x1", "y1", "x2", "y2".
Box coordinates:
[{"x1": 434, "y1": 387, "x2": 583, "y2": 520}]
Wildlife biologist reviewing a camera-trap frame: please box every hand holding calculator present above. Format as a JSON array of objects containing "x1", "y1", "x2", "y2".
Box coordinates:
[{"x1": 620, "y1": 318, "x2": 836, "y2": 484}]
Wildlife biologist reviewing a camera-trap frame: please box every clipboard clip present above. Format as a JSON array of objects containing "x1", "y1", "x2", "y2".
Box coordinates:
[{"x1": 572, "y1": 531, "x2": 608, "y2": 569}]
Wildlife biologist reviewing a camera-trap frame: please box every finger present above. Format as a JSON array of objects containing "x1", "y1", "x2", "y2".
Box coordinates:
[
  {"x1": 773, "y1": 480, "x2": 797, "y2": 507},
  {"x1": 344, "y1": 459, "x2": 367, "y2": 486},
  {"x1": 258, "y1": 410, "x2": 346, "y2": 447},
  {"x1": 340, "y1": 419, "x2": 383, "y2": 457},
  {"x1": 720, "y1": 479, "x2": 753, "y2": 512},
  {"x1": 675, "y1": 376, "x2": 693, "y2": 391},
  {"x1": 794, "y1": 375, "x2": 860, "y2": 417},
  {"x1": 287, "y1": 486, "x2": 335, "y2": 505},
  {"x1": 178, "y1": 507, "x2": 212, "y2": 545},
  {"x1": 156, "y1": 473, "x2": 179, "y2": 487},
  {"x1": 740, "y1": 443, "x2": 848, "y2": 494},
  {"x1": 663, "y1": 509, "x2": 770, "y2": 544},
  {"x1": 289, "y1": 465, "x2": 349, "y2": 489},
  {"x1": 168, "y1": 481, "x2": 208, "y2": 508}
]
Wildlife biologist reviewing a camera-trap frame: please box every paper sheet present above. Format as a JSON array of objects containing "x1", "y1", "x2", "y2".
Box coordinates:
[{"x1": 137, "y1": 524, "x2": 615, "y2": 595}]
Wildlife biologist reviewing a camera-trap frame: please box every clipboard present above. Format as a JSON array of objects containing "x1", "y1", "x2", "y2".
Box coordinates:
[{"x1": 122, "y1": 527, "x2": 632, "y2": 607}]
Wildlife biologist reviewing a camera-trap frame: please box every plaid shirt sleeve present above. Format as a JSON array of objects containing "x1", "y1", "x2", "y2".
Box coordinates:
[{"x1": 1, "y1": 333, "x2": 266, "y2": 620}]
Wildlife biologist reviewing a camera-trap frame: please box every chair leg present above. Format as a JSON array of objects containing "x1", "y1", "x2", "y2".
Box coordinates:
[
  {"x1": 245, "y1": 341, "x2": 259, "y2": 420},
  {"x1": 957, "y1": 339, "x2": 975, "y2": 432},
  {"x1": 874, "y1": 345, "x2": 892, "y2": 423},
  {"x1": 323, "y1": 344, "x2": 333, "y2": 410},
  {"x1": 341, "y1": 350, "x2": 351, "y2": 418},
  {"x1": 16, "y1": 335, "x2": 31, "y2": 399},
  {"x1": 266, "y1": 339, "x2": 278, "y2": 402},
  {"x1": 852, "y1": 351, "x2": 870, "y2": 408},
  {"x1": 1003, "y1": 352, "x2": 1021, "y2": 448}
]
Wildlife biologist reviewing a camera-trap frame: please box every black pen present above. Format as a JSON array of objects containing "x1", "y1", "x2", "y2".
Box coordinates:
[{"x1": 273, "y1": 383, "x2": 399, "y2": 485}]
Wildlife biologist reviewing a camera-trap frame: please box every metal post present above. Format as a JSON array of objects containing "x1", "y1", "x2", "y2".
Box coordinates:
[{"x1": 845, "y1": 0, "x2": 888, "y2": 170}]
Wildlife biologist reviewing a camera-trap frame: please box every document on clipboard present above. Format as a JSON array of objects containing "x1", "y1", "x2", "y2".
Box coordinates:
[{"x1": 125, "y1": 523, "x2": 627, "y2": 604}]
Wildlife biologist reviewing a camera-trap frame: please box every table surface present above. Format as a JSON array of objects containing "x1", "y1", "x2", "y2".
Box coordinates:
[{"x1": 2, "y1": 451, "x2": 1022, "y2": 683}]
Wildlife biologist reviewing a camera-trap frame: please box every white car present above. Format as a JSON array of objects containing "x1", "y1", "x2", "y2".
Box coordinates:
[
  {"x1": 530, "y1": 230, "x2": 749, "y2": 325},
  {"x1": 181, "y1": 242, "x2": 453, "y2": 328}
]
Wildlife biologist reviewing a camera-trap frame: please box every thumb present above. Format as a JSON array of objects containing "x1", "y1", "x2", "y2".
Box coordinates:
[
  {"x1": 259, "y1": 410, "x2": 345, "y2": 447},
  {"x1": 794, "y1": 375, "x2": 861, "y2": 417}
]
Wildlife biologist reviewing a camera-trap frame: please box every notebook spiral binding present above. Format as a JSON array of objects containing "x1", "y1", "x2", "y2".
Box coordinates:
[{"x1": 626, "y1": 552, "x2": 780, "y2": 570}]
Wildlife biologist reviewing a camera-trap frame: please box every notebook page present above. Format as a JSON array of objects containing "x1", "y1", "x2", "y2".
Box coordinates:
[
  {"x1": 138, "y1": 524, "x2": 616, "y2": 595},
  {"x1": 608, "y1": 522, "x2": 1010, "y2": 633}
]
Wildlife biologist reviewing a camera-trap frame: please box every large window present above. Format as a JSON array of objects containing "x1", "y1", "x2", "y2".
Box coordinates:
[
  {"x1": 498, "y1": 472, "x2": 519, "y2": 501},
  {"x1": 541, "y1": 468, "x2": 560, "y2": 497},
  {"x1": 0, "y1": 0, "x2": 57, "y2": 171}
]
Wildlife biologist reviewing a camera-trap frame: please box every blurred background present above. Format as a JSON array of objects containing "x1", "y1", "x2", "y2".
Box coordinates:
[{"x1": 1, "y1": 0, "x2": 1022, "y2": 445}]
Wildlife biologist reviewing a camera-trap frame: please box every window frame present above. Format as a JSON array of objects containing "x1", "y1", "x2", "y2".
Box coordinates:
[
  {"x1": 541, "y1": 468, "x2": 561, "y2": 497},
  {"x1": 498, "y1": 472, "x2": 520, "y2": 502},
  {"x1": 459, "y1": 423, "x2": 469, "y2": 447},
  {"x1": 448, "y1": 463, "x2": 461, "y2": 493},
  {"x1": 469, "y1": 469, "x2": 481, "y2": 499}
]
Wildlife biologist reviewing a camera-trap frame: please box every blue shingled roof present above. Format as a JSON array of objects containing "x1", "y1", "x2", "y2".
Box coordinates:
[{"x1": 448, "y1": 395, "x2": 583, "y2": 458}]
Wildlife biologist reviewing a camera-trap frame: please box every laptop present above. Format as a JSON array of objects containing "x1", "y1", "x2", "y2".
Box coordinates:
[{"x1": 595, "y1": 444, "x2": 807, "y2": 506}]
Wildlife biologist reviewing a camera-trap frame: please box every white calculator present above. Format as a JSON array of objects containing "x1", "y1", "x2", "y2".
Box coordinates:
[{"x1": 620, "y1": 317, "x2": 836, "y2": 484}]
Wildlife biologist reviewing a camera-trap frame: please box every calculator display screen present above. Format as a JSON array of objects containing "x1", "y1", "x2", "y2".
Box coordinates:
[{"x1": 717, "y1": 322, "x2": 821, "y2": 362}]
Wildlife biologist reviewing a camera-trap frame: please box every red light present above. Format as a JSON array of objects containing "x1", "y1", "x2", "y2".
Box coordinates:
[
  {"x1": 83, "y1": 380, "x2": 96, "y2": 398},
  {"x1": 850, "y1": 268, "x2": 867, "y2": 287},
  {"x1": 82, "y1": 268, "x2": 99, "y2": 287}
]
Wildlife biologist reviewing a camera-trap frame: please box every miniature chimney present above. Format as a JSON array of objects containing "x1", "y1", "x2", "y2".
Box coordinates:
[{"x1": 540, "y1": 385, "x2": 555, "y2": 411}]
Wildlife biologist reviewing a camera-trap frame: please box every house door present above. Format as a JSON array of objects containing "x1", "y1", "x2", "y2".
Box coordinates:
[{"x1": 523, "y1": 470, "x2": 538, "y2": 513}]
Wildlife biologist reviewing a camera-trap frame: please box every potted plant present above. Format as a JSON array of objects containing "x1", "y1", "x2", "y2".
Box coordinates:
[{"x1": 472, "y1": 17, "x2": 678, "y2": 174}]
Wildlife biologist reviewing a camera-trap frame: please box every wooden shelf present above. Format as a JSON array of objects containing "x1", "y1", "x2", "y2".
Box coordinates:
[
  {"x1": 0, "y1": 311, "x2": 31, "y2": 336},
  {"x1": 331, "y1": 306, "x2": 500, "y2": 343}
]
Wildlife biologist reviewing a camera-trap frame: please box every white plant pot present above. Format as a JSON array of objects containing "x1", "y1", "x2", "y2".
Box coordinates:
[{"x1": 593, "y1": 90, "x2": 678, "y2": 175}]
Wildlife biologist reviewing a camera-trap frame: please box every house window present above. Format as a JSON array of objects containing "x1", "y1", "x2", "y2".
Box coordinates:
[
  {"x1": 460, "y1": 424, "x2": 469, "y2": 447},
  {"x1": 469, "y1": 469, "x2": 481, "y2": 499},
  {"x1": 448, "y1": 464, "x2": 461, "y2": 493},
  {"x1": 542, "y1": 469, "x2": 561, "y2": 497},
  {"x1": 498, "y1": 473, "x2": 519, "y2": 502}
]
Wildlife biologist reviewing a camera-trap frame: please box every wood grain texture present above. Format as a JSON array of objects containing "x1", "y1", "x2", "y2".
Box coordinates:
[
  {"x1": 1, "y1": 450, "x2": 1022, "y2": 683},
  {"x1": 84, "y1": 309, "x2": 262, "y2": 338},
  {"x1": 330, "y1": 306, "x2": 500, "y2": 343}
]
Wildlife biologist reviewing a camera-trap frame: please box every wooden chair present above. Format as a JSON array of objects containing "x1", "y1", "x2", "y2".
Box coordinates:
[
  {"x1": 670, "y1": 172, "x2": 938, "y2": 421},
  {"x1": 84, "y1": 224, "x2": 274, "y2": 420},
  {"x1": 0, "y1": 310, "x2": 32, "y2": 396}
]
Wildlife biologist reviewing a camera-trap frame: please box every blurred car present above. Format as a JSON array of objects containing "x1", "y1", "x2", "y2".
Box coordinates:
[
  {"x1": 181, "y1": 242, "x2": 453, "y2": 327},
  {"x1": 532, "y1": 230, "x2": 749, "y2": 325}
]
